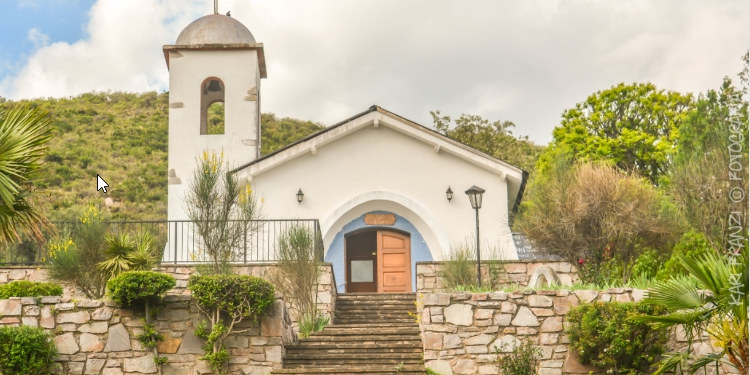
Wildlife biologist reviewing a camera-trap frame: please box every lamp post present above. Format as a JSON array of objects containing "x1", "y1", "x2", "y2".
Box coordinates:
[{"x1": 465, "y1": 185, "x2": 485, "y2": 287}]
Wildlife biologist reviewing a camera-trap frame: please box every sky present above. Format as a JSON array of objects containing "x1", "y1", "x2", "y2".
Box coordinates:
[{"x1": 0, "y1": 0, "x2": 748, "y2": 144}]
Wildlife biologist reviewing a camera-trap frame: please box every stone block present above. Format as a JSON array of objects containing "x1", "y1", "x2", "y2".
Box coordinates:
[
  {"x1": 68, "y1": 361, "x2": 85, "y2": 375},
  {"x1": 541, "y1": 317, "x2": 563, "y2": 332},
  {"x1": 488, "y1": 292, "x2": 507, "y2": 300},
  {"x1": 8, "y1": 269, "x2": 26, "y2": 280},
  {"x1": 158, "y1": 335, "x2": 182, "y2": 354},
  {"x1": 553, "y1": 294, "x2": 579, "y2": 315},
  {"x1": 426, "y1": 360, "x2": 453, "y2": 375},
  {"x1": 78, "y1": 322, "x2": 109, "y2": 334},
  {"x1": 599, "y1": 293, "x2": 611, "y2": 302},
  {"x1": 55, "y1": 302, "x2": 75, "y2": 311},
  {"x1": 443, "y1": 334, "x2": 462, "y2": 349},
  {"x1": 493, "y1": 313, "x2": 512, "y2": 326},
  {"x1": 58, "y1": 311, "x2": 90, "y2": 324},
  {"x1": 261, "y1": 316, "x2": 282, "y2": 336},
  {"x1": 177, "y1": 329, "x2": 205, "y2": 354},
  {"x1": 573, "y1": 290, "x2": 598, "y2": 303},
  {"x1": 24, "y1": 304, "x2": 40, "y2": 316},
  {"x1": 453, "y1": 359, "x2": 478, "y2": 374},
  {"x1": 474, "y1": 309, "x2": 493, "y2": 320},
  {"x1": 538, "y1": 369, "x2": 562, "y2": 375},
  {"x1": 504, "y1": 263, "x2": 527, "y2": 273},
  {"x1": 91, "y1": 307, "x2": 114, "y2": 321},
  {"x1": 466, "y1": 345, "x2": 489, "y2": 354},
  {"x1": 444, "y1": 304, "x2": 473, "y2": 326},
  {"x1": 40, "y1": 306, "x2": 55, "y2": 328},
  {"x1": 531, "y1": 308, "x2": 554, "y2": 316},
  {"x1": 539, "y1": 333, "x2": 558, "y2": 345},
  {"x1": 478, "y1": 365, "x2": 498, "y2": 374},
  {"x1": 423, "y1": 332, "x2": 443, "y2": 350},
  {"x1": 511, "y1": 306, "x2": 539, "y2": 327},
  {"x1": 77, "y1": 300, "x2": 103, "y2": 308},
  {"x1": 616, "y1": 293, "x2": 631, "y2": 302},
  {"x1": 528, "y1": 295, "x2": 553, "y2": 307},
  {"x1": 123, "y1": 355, "x2": 157, "y2": 373},
  {"x1": 103, "y1": 324, "x2": 131, "y2": 352},
  {"x1": 464, "y1": 334, "x2": 493, "y2": 346},
  {"x1": 0, "y1": 299, "x2": 22, "y2": 316},
  {"x1": 265, "y1": 345, "x2": 282, "y2": 362},
  {"x1": 423, "y1": 293, "x2": 451, "y2": 306},
  {"x1": 491, "y1": 335, "x2": 521, "y2": 353},
  {"x1": 84, "y1": 358, "x2": 106, "y2": 374},
  {"x1": 79, "y1": 333, "x2": 104, "y2": 352},
  {"x1": 54, "y1": 333, "x2": 79, "y2": 355},
  {"x1": 41, "y1": 296, "x2": 61, "y2": 304},
  {"x1": 500, "y1": 301, "x2": 516, "y2": 314}
]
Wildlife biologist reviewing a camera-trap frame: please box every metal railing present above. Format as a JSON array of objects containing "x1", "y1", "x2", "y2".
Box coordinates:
[
  {"x1": 512, "y1": 232, "x2": 562, "y2": 261},
  {"x1": 0, "y1": 220, "x2": 324, "y2": 265}
]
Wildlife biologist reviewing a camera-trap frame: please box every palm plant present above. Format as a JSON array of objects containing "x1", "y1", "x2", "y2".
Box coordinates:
[
  {"x1": 631, "y1": 249, "x2": 748, "y2": 375},
  {"x1": 0, "y1": 104, "x2": 52, "y2": 243}
]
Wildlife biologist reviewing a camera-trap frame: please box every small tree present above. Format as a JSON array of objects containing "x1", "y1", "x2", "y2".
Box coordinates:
[
  {"x1": 269, "y1": 224, "x2": 323, "y2": 337},
  {"x1": 494, "y1": 338, "x2": 541, "y2": 375},
  {"x1": 0, "y1": 326, "x2": 57, "y2": 375},
  {"x1": 107, "y1": 271, "x2": 176, "y2": 375},
  {"x1": 47, "y1": 205, "x2": 109, "y2": 299},
  {"x1": 189, "y1": 274, "x2": 275, "y2": 374},
  {"x1": 185, "y1": 151, "x2": 263, "y2": 274}
]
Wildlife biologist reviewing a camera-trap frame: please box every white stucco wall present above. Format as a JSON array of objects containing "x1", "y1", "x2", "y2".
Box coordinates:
[
  {"x1": 167, "y1": 49, "x2": 261, "y2": 221},
  {"x1": 242, "y1": 119, "x2": 519, "y2": 261}
]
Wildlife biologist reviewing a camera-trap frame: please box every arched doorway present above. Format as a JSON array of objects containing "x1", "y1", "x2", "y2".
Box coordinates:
[{"x1": 345, "y1": 230, "x2": 412, "y2": 293}]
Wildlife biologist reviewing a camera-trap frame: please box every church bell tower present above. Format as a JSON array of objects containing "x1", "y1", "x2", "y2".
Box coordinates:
[{"x1": 162, "y1": 6, "x2": 266, "y2": 220}]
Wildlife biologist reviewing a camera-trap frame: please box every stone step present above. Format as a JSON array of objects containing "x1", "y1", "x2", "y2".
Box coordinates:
[
  {"x1": 284, "y1": 352, "x2": 423, "y2": 360},
  {"x1": 287, "y1": 343, "x2": 423, "y2": 352},
  {"x1": 337, "y1": 293, "x2": 416, "y2": 300},
  {"x1": 272, "y1": 365, "x2": 425, "y2": 374},
  {"x1": 284, "y1": 359, "x2": 424, "y2": 367},
  {"x1": 322, "y1": 323, "x2": 418, "y2": 330},
  {"x1": 298, "y1": 338, "x2": 423, "y2": 345}
]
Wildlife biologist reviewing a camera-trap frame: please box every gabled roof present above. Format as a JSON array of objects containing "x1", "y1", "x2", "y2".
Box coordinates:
[{"x1": 232, "y1": 105, "x2": 530, "y2": 218}]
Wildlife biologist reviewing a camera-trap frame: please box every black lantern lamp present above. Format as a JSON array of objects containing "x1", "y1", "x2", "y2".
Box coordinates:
[
  {"x1": 446, "y1": 187, "x2": 453, "y2": 202},
  {"x1": 296, "y1": 188, "x2": 304, "y2": 204},
  {"x1": 465, "y1": 185, "x2": 485, "y2": 287}
]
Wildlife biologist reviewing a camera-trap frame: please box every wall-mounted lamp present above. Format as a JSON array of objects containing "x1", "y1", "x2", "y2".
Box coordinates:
[
  {"x1": 446, "y1": 187, "x2": 453, "y2": 202},
  {"x1": 296, "y1": 188, "x2": 304, "y2": 204}
]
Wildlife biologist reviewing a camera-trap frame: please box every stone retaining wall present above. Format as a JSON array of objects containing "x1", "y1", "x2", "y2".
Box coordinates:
[
  {"x1": 416, "y1": 261, "x2": 579, "y2": 293},
  {"x1": 0, "y1": 263, "x2": 338, "y2": 329},
  {"x1": 419, "y1": 289, "x2": 730, "y2": 375},
  {"x1": 0, "y1": 294, "x2": 295, "y2": 375}
]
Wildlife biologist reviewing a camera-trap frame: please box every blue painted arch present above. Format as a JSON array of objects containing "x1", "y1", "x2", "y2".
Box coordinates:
[{"x1": 325, "y1": 211, "x2": 433, "y2": 293}]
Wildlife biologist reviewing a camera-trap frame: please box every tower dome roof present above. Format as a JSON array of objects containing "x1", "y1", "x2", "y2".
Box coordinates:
[{"x1": 176, "y1": 14, "x2": 256, "y2": 45}]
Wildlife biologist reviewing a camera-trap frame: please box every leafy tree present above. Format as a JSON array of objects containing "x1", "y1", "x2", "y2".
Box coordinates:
[
  {"x1": 516, "y1": 160, "x2": 678, "y2": 283},
  {"x1": 431, "y1": 111, "x2": 543, "y2": 173},
  {"x1": 0, "y1": 104, "x2": 52, "y2": 243},
  {"x1": 546, "y1": 82, "x2": 693, "y2": 184},
  {"x1": 666, "y1": 54, "x2": 748, "y2": 252}
]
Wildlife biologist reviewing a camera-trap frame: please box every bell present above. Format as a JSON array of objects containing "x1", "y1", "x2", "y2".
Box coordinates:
[{"x1": 207, "y1": 79, "x2": 222, "y2": 92}]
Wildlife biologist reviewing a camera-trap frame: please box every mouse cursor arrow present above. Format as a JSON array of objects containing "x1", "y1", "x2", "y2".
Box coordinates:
[{"x1": 97, "y1": 175, "x2": 109, "y2": 193}]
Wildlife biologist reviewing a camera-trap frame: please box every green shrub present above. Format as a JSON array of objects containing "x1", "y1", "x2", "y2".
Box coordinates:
[
  {"x1": 0, "y1": 326, "x2": 57, "y2": 375},
  {"x1": 566, "y1": 301, "x2": 668, "y2": 375},
  {"x1": 189, "y1": 274, "x2": 275, "y2": 374},
  {"x1": 107, "y1": 271, "x2": 176, "y2": 307},
  {"x1": 655, "y1": 230, "x2": 712, "y2": 280},
  {"x1": 0, "y1": 281, "x2": 63, "y2": 299},
  {"x1": 494, "y1": 338, "x2": 541, "y2": 375}
]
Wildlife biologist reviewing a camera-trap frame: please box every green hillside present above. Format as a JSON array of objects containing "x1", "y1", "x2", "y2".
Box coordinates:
[{"x1": 0, "y1": 92, "x2": 324, "y2": 221}]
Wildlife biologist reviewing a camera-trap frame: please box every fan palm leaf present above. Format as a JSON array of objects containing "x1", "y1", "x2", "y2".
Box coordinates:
[
  {"x1": 98, "y1": 233, "x2": 135, "y2": 277},
  {"x1": 0, "y1": 104, "x2": 52, "y2": 243}
]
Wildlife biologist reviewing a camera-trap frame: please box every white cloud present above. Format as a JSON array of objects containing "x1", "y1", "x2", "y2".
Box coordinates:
[
  {"x1": 27, "y1": 28, "x2": 50, "y2": 49},
  {"x1": 1, "y1": 0, "x2": 747, "y2": 143}
]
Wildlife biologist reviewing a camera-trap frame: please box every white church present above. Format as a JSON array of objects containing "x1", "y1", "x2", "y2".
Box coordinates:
[{"x1": 162, "y1": 9, "x2": 529, "y2": 294}]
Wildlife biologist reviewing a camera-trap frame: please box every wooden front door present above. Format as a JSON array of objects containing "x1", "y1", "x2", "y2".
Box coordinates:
[
  {"x1": 377, "y1": 231, "x2": 411, "y2": 293},
  {"x1": 345, "y1": 231, "x2": 378, "y2": 293}
]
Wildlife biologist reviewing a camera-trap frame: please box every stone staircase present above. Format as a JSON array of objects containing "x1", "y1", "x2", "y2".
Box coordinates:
[{"x1": 272, "y1": 293, "x2": 426, "y2": 375}]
